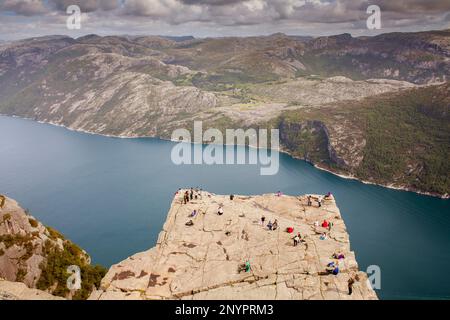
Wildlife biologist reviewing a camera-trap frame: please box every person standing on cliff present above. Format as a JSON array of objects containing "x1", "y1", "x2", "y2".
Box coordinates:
[
  {"x1": 293, "y1": 233, "x2": 300, "y2": 246},
  {"x1": 348, "y1": 274, "x2": 357, "y2": 295},
  {"x1": 184, "y1": 191, "x2": 190, "y2": 204}
]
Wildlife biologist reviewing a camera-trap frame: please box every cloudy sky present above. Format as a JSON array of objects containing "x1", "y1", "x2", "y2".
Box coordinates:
[{"x1": 1, "y1": 0, "x2": 449, "y2": 40}]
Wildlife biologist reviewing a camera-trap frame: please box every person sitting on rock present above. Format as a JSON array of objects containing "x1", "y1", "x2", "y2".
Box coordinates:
[
  {"x1": 185, "y1": 220, "x2": 194, "y2": 226},
  {"x1": 320, "y1": 233, "x2": 327, "y2": 240},
  {"x1": 272, "y1": 219, "x2": 279, "y2": 231},
  {"x1": 218, "y1": 206, "x2": 224, "y2": 216},
  {"x1": 324, "y1": 192, "x2": 332, "y2": 200},
  {"x1": 326, "y1": 262, "x2": 339, "y2": 275},
  {"x1": 190, "y1": 210, "x2": 197, "y2": 217},
  {"x1": 267, "y1": 220, "x2": 273, "y2": 230},
  {"x1": 238, "y1": 261, "x2": 251, "y2": 273},
  {"x1": 321, "y1": 220, "x2": 329, "y2": 228},
  {"x1": 276, "y1": 191, "x2": 282, "y2": 197},
  {"x1": 332, "y1": 252, "x2": 345, "y2": 260}
]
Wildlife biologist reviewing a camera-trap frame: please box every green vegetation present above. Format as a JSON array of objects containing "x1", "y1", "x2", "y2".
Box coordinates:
[
  {"x1": 37, "y1": 240, "x2": 107, "y2": 300},
  {"x1": 46, "y1": 226, "x2": 65, "y2": 241},
  {"x1": 15, "y1": 268, "x2": 27, "y2": 282},
  {"x1": 277, "y1": 82, "x2": 450, "y2": 195},
  {"x1": 28, "y1": 218, "x2": 38, "y2": 228},
  {"x1": 0, "y1": 234, "x2": 34, "y2": 249}
]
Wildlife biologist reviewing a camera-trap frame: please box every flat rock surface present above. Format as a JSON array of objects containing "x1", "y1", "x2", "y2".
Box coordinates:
[
  {"x1": 0, "y1": 279, "x2": 64, "y2": 300},
  {"x1": 90, "y1": 191, "x2": 377, "y2": 300}
]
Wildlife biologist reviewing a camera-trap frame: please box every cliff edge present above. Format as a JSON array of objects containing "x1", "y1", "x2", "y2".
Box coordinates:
[
  {"x1": 0, "y1": 195, "x2": 106, "y2": 300},
  {"x1": 90, "y1": 191, "x2": 377, "y2": 300}
]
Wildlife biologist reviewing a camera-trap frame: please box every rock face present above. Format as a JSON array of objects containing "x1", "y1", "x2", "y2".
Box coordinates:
[
  {"x1": 0, "y1": 279, "x2": 64, "y2": 300},
  {"x1": 90, "y1": 191, "x2": 377, "y2": 300},
  {"x1": 0, "y1": 195, "x2": 105, "y2": 299},
  {"x1": 0, "y1": 196, "x2": 66, "y2": 287}
]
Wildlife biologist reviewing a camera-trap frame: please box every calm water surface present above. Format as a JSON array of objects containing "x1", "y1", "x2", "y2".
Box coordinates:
[{"x1": 1, "y1": 115, "x2": 449, "y2": 299}]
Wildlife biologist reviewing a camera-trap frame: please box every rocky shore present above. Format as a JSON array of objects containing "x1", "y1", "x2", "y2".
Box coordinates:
[{"x1": 90, "y1": 191, "x2": 377, "y2": 300}]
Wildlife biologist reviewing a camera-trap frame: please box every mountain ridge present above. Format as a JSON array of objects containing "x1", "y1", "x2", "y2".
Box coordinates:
[{"x1": 0, "y1": 29, "x2": 449, "y2": 197}]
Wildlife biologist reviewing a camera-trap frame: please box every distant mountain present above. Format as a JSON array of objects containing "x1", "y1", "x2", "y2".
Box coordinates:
[
  {"x1": 277, "y1": 82, "x2": 450, "y2": 197},
  {"x1": 0, "y1": 30, "x2": 449, "y2": 196},
  {"x1": 160, "y1": 35, "x2": 195, "y2": 42}
]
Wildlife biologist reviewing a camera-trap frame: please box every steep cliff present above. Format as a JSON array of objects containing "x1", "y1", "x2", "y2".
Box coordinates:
[
  {"x1": 0, "y1": 195, "x2": 106, "y2": 299},
  {"x1": 90, "y1": 191, "x2": 377, "y2": 300}
]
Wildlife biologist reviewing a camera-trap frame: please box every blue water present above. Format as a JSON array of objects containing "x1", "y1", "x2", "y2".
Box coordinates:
[{"x1": 0, "y1": 115, "x2": 449, "y2": 300}]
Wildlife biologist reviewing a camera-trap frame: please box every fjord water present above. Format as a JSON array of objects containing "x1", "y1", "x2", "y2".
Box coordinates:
[{"x1": 1, "y1": 115, "x2": 449, "y2": 300}]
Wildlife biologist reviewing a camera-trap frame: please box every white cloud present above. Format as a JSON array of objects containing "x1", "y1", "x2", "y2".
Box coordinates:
[{"x1": 0, "y1": 0, "x2": 449, "y2": 40}]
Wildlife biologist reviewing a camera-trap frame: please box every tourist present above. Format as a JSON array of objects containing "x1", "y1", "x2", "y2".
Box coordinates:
[
  {"x1": 325, "y1": 192, "x2": 332, "y2": 200},
  {"x1": 239, "y1": 261, "x2": 251, "y2": 273},
  {"x1": 272, "y1": 219, "x2": 278, "y2": 231},
  {"x1": 261, "y1": 216, "x2": 266, "y2": 226},
  {"x1": 276, "y1": 191, "x2": 282, "y2": 197},
  {"x1": 318, "y1": 197, "x2": 323, "y2": 208},
  {"x1": 218, "y1": 206, "x2": 224, "y2": 216},
  {"x1": 332, "y1": 252, "x2": 345, "y2": 260},
  {"x1": 314, "y1": 221, "x2": 319, "y2": 227},
  {"x1": 293, "y1": 233, "x2": 300, "y2": 247},
  {"x1": 326, "y1": 261, "x2": 339, "y2": 275},
  {"x1": 230, "y1": 194, "x2": 235, "y2": 200},
  {"x1": 190, "y1": 188, "x2": 194, "y2": 200},
  {"x1": 328, "y1": 221, "x2": 333, "y2": 231},
  {"x1": 267, "y1": 220, "x2": 273, "y2": 230},
  {"x1": 307, "y1": 195, "x2": 312, "y2": 206},
  {"x1": 321, "y1": 220, "x2": 329, "y2": 228},
  {"x1": 348, "y1": 273, "x2": 359, "y2": 295},
  {"x1": 245, "y1": 261, "x2": 251, "y2": 272},
  {"x1": 320, "y1": 233, "x2": 327, "y2": 240},
  {"x1": 185, "y1": 220, "x2": 194, "y2": 226},
  {"x1": 348, "y1": 277, "x2": 355, "y2": 295},
  {"x1": 190, "y1": 210, "x2": 197, "y2": 218}
]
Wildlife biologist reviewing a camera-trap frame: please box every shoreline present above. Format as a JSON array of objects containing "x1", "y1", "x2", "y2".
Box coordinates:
[{"x1": 1, "y1": 113, "x2": 448, "y2": 200}]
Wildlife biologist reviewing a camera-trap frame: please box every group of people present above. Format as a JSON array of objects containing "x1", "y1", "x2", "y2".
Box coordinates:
[
  {"x1": 184, "y1": 202, "x2": 225, "y2": 227},
  {"x1": 266, "y1": 218, "x2": 278, "y2": 231},
  {"x1": 307, "y1": 192, "x2": 333, "y2": 208},
  {"x1": 325, "y1": 252, "x2": 345, "y2": 275},
  {"x1": 313, "y1": 219, "x2": 333, "y2": 241},
  {"x1": 178, "y1": 187, "x2": 203, "y2": 205}
]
